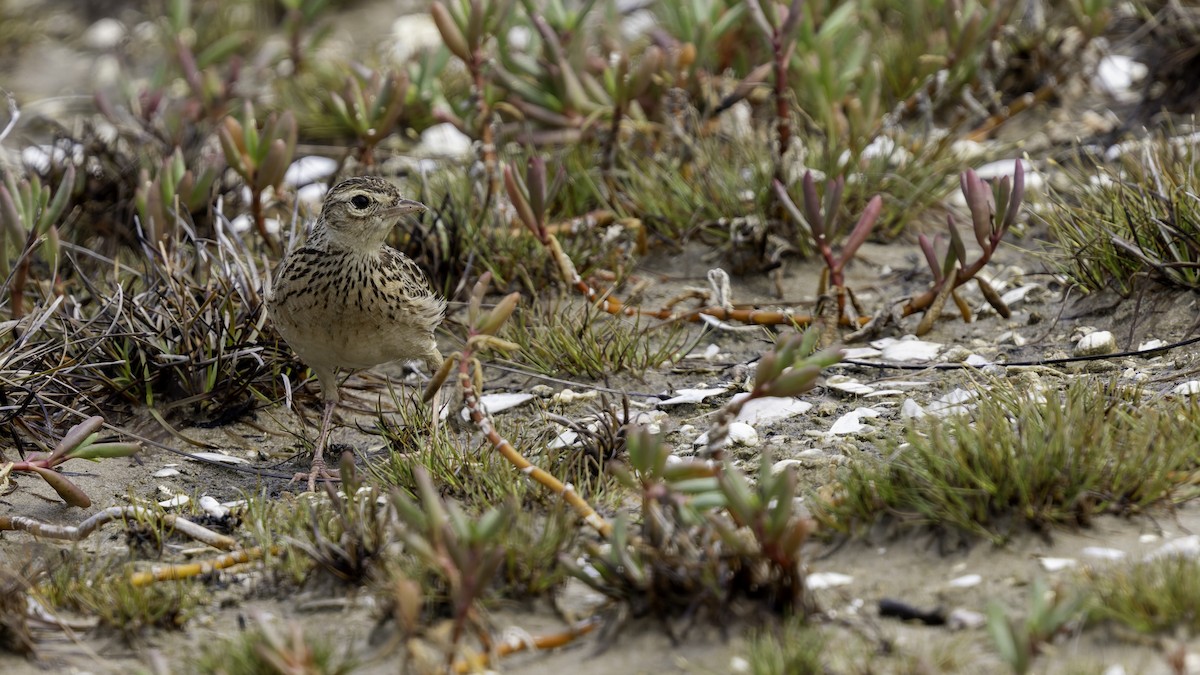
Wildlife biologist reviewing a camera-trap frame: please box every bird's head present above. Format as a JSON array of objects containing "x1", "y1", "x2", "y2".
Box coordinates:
[{"x1": 315, "y1": 176, "x2": 426, "y2": 250}]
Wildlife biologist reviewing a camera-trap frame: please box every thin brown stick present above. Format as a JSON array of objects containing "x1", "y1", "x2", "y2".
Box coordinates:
[
  {"x1": 457, "y1": 355, "x2": 612, "y2": 538},
  {"x1": 452, "y1": 618, "x2": 600, "y2": 674},
  {"x1": 130, "y1": 546, "x2": 276, "y2": 586}
]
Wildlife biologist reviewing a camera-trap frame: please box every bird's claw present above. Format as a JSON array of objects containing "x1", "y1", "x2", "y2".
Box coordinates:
[{"x1": 291, "y1": 457, "x2": 339, "y2": 492}]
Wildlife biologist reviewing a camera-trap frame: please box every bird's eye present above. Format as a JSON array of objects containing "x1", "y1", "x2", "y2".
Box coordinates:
[{"x1": 350, "y1": 195, "x2": 371, "y2": 209}]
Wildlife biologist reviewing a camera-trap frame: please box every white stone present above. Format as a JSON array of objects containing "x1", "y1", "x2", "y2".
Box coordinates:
[
  {"x1": 927, "y1": 388, "x2": 977, "y2": 417},
  {"x1": 152, "y1": 468, "x2": 180, "y2": 478},
  {"x1": 1093, "y1": 54, "x2": 1147, "y2": 102},
  {"x1": 414, "y1": 123, "x2": 472, "y2": 159},
  {"x1": 1074, "y1": 331, "x2": 1117, "y2": 356},
  {"x1": 1173, "y1": 381, "x2": 1200, "y2": 396},
  {"x1": 84, "y1": 18, "x2": 126, "y2": 50},
  {"x1": 1138, "y1": 339, "x2": 1166, "y2": 352},
  {"x1": 965, "y1": 354, "x2": 992, "y2": 367},
  {"x1": 975, "y1": 158, "x2": 1033, "y2": 182},
  {"x1": 999, "y1": 283, "x2": 1041, "y2": 306},
  {"x1": 389, "y1": 14, "x2": 444, "y2": 62},
  {"x1": 728, "y1": 422, "x2": 759, "y2": 447},
  {"x1": 283, "y1": 156, "x2": 338, "y2": 187},
  {"x1": 199, "y1": 496, "x2": 229, "y2": 518}
]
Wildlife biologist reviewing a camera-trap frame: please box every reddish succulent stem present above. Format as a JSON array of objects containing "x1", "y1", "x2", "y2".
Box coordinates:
[{"x1": 903, "y1": 232, "x2": 1000, "y2": 316}]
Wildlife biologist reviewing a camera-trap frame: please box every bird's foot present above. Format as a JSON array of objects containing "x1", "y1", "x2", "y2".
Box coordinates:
[{"x1": 291, "y1": 457, "x2": 339, "y2": 493}]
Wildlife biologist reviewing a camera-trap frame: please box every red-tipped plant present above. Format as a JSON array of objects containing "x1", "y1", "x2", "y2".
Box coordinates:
[
  {"x1": 775, "y1": 171, "x2": 883, "y2": 322},
  {"x1": 908, "y1": 160, "x2": 1025, "y2": 333}
]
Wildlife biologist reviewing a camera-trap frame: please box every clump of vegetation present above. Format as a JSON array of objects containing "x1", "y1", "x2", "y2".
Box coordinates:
[
  {"x1": 817, "y1": 379, "x2": 1200, "y2": 544},
  {"x1": 39, "y1": 557, "x2": 205, "y2": 643},
  {"x1": 1045, "y1": 136, "x2": 1200, "y2": 294},
  {"x1": 1082, "y1": 555, "x2": 1200, "y2": 634},
  {"x1": 744, "y1": 615, "x2": 825, "y2": 675},
  {"x1": 197, "y1": 612, "x2": 356, "y2": 675}
]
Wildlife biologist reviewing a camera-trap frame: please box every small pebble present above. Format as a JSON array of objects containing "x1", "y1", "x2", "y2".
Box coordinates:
[{"x1": 1074, "y1": 330, "x2": 1116, "y2": 356}]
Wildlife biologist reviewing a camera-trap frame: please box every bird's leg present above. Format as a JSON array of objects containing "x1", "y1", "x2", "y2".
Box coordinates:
[
  {"x1": 309, "y1": 397, "x2": 339, "y2": 491},
  {"x1": 292, "y1": 370, "x2": 342, "y2": 491}
]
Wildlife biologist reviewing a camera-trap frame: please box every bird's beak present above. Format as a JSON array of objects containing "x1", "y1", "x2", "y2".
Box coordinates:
[{"x1": 384, "y1": 198, "x2": 427, "y2": 218}]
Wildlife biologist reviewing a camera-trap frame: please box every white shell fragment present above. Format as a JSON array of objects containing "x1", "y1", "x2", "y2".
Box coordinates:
[
  {"x1": 826, "y1": 375, "x2": 875, "y2": 396},
  {"x1": 828, "y1": 407, "x2": 880, "y2": 435},
  {"x1": 1038, "y1": 557, "x2": 1077, "y2": 572},
  {"x1": 477, "y1": 393, "x2": 534, "y2": 413},
  {"x1": 806, "y1": 572, "x2": 853, "y2": 590},
  {"x1": 1149, "y1": 535, "x2": 1200, "y2": 560},
  {"x1": 730, "y1": 394, "x2": 813, "y2": 425},
  {"x1": 1138, "y1": 339, "x2": 1166, "y2": 352},
  {"x1": 188, "y1": 452, "x2": 249, "y2": 465},
  {"x1": 657, "y1": 387, "x2": 727, "y2": 406},
  {"x1": 1081, "y1": 547, "x2": 1126, "y2": 561},
  {"x1": 1172, "y1": 381, "x2": 1200, "y2": 397},
  {"x1": 692, "y1": 421, "x2": 760, "y2": 448},
  {"x1": 926, "y1": 388, "x2": 977, "y2": 417},
  {"x1": 152, "y1": 468, "x2": 181, "y2": 478},
  {"x1": 1074, "y1": 331, "x2": 1117, "y2": 357},
  {"x1": 548, "y1": 430, "x2": 579, "y2": 449},
  {"x1": 999, "y1": 284, "x2": 1041, "y2": 307},
  {"x1": 900, "y1": 399, "x2": 926, "y2": 419},
  {"x1": 947, "y1": 574, "x2": 982, "y2": 588},
  {"x1": 158, "y1": 495, "x2": 189, "y2": 509},
  {"x1": 842, "y1": 347, "x2": 882, "y2": 360},
  {"x1": 870, "y1": 337, "x2": 943, "y2": 362},
  {"x1": 199, "y1": 496, "x2": 229, "y2": 518}
]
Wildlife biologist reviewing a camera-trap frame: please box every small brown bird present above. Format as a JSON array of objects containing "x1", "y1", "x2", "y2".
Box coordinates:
[{"x1": 267, "y1": 176, "x2": 445, "y2": 489}]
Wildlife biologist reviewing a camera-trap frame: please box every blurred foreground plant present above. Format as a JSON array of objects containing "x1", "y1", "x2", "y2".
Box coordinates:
[{"x1": 218, "y1": 102, "x2": 297, "y2": 253}]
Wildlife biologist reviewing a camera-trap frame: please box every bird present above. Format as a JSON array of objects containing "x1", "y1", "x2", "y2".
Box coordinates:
[{"x1": 267, "y1": 176, "x2": 445, "y2": 490}]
